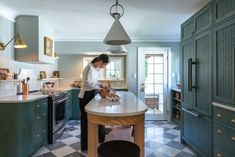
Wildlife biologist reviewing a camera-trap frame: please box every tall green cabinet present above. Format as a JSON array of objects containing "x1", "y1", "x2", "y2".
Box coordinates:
[{"x1": 181, "y1": 0, "x2": 235, "y2": 157}]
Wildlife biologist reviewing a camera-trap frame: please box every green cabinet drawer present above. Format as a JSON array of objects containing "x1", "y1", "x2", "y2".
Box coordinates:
[
  {"x1": 213, "y1": 122, "x2": 235, "y2": 156},
  {"x1": 213, "y1": 106, "x2": 235, "y2": 128},
  {"x1": 213, "y1": 146, "x2": 233, "y2": 157}
]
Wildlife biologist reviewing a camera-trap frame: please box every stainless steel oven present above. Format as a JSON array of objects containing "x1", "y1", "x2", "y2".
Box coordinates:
[{"x1": 48, "y1": 92, "x2": 67, "y2": 144}]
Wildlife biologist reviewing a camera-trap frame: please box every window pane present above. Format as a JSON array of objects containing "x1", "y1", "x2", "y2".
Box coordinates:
[
  {"x1": 146, "y1": 63, "x2": 154, "y2": 73},
  {"x1": 145, "y1": 74, "x2": 154, "y2": 83},
  {"x1": 146, "y1": 56, "x2": 154, "y2": 63},
  {"x1": 145, "y1": 84, "x2": 154, "y2": 95},
  {"x1": 154, "y1": 64, "x2": 163, "y2": 73},
  {"x1": 154, "y1": 74, "x2": 163, "y2": 83},
  {"x1": 154, "y1": 84, "x2": 163, "y2": 94},
  {"x1": 154, "y1": 56, "x2": 163, "y2": 63}
]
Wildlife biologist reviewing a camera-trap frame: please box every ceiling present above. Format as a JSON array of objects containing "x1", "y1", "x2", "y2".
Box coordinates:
[{"x1": 0, "y1": 0, "x2": 209, "y2": 42}]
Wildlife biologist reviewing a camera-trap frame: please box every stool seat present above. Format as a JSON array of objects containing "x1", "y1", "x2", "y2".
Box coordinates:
[{"x1": 97, "y1": 140, "x2": 140, "y2": 157}]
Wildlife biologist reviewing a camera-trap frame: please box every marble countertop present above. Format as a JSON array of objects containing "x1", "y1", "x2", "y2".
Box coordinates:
[
  {"x1": 0, "y1": 95, "x2": 48, "y2": 103},
  {"x1": 85, "y1": 91, "x2": 148, "y2": 117}
]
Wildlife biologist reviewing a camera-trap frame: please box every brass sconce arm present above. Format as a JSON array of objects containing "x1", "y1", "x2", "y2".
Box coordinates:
[{"x1": 0, "y1": 32, "x2": 27, "y2": 51}]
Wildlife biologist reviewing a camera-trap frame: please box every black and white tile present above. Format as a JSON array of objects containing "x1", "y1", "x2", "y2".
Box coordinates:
[{"x1": 32, "y1": 120, "x2": 197, "y2": 157}]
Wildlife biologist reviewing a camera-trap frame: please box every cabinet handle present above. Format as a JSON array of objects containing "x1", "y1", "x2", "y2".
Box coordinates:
[
  {"x1": 231, "y1": 119, "x2": 235, "y2": 124},
  {"x1": 43, "y1": 102, "x2": 47, "y2": 105},
  {"x1": 43, "y1": 113, "x2": 47, "y2": 116},
  {"x1": 42, "y1": 130, "x2": 47, "y2": 133},
  {"x1": 232, "y1": 136, "x2": 235, "y2": 142},
  {"x1": 216, "y1": 129, "x2": 223, "y2": 135},
  {"x1": 188, "y1": 58, "x2": 196, "y2": 92},
  {"x1": 216, "y1": 113, "x2": 222, "y2": 118},
  {"x1": 217, "y1": 153, "x2": 224, "y2": 157}
]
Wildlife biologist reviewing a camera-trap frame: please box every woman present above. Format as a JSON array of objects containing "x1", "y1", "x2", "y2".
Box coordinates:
[{"x1": 79, "y1": 54, "x2": 109, "y2": 151}]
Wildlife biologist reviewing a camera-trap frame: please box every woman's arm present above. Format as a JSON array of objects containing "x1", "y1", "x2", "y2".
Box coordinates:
[{"x1": 83, "y1": 65, "x2": 100, "y2": 89}]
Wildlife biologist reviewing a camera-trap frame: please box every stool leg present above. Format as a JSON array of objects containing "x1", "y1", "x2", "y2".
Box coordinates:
[
  {"x1": 134, "y1": 120, "x2": 144, "y2": 157},
  {"x1": 88, "y1": 121, "x2": 98, "y2": 157}
]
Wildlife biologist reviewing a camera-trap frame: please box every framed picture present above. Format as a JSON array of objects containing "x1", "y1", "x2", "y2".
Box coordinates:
[
  {"x1": 0, "y1": 68, "x2": 9, "y2": 80},
  {"x1": 44, "y1": 36, "x2": 53, "y2": 56},
  {"x1": 52, "y1": 71, "x2": 60, "y2": 78},
  {"x1": 39, "y1": 71, "x2": 47, "y2": 79},
  {"x1": 0, "y1": 68, "x2": 9, "y2": 73}
]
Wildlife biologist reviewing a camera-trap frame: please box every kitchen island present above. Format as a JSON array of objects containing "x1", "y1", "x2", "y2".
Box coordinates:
[{"x1": 85, "y1": 91, "x2": 148, "y2": 157}]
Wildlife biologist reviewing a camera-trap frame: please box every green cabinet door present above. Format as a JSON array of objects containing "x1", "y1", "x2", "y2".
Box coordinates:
[
  {"x1": 213, "y1": 0, "x2": 235, "y2": 24},
  {"x1": 181, "y1": 39, "x2": 194, "y2": 109},
  {"x1": 194, "y1": 30, "x2": 211, "y2": 115},
  {"x1": 65, "y1": 90, "x2": 73, "y2": 121},
  {"x1": 182, "y1": 110, "x2": 211, "y2": 157},
  {"x1": 213, "y1": 17, "x2": 235, "y2": 106},
  {"x1": 72, "y1": 89, "x2": 81, "y2": 120},
  {"x1": 181, "y1": 19, "x2": 194, "y2": 41}
]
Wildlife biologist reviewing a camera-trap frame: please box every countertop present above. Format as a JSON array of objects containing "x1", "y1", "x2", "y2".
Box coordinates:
[
  {"x1": 85, "y1": 91, "x2": 148, "y2": 117},
  {"x1": 0, "y1": 95, "x2": 48, "y2": 103}
]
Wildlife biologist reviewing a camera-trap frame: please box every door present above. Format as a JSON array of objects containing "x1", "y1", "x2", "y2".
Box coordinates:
[
  {"x1": 213, "y1": 18, "x2": 235, "y2": 105},
  {"x1": 138, "y1": 47, "x2": 169, "y2": 120},
  {"x1": 181, "y1": 39, "x2": 194, "y2": 109},
  {"x1": 194, "y1": 31, "x2": 211, "y2": 115}
]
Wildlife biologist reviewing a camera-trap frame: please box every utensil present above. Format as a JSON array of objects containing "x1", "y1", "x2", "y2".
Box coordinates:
[{"x1": 26, "y1": 77, "x2": 30, "y2": 84}]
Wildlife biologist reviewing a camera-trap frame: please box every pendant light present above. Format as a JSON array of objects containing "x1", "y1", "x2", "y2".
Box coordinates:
[
  {"x1": 103, "y1": 0, "x2": 131, "y2": 45},
  {"x1": 107, "y1": 45, "x2": 127, "y2": 53}
]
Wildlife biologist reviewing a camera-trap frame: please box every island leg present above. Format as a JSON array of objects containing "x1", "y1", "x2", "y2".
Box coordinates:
[
  {"x1": 88, "y1": 120, "x2": 98, "y2": 157},
  {"x1": 134, "y1": 119, "x2": 145, "y2": 157}
]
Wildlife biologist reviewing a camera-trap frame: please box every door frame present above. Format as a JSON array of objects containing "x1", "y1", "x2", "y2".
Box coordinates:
[{"x1": 137, "y1": 47, "x2": 171, "y2": 120}]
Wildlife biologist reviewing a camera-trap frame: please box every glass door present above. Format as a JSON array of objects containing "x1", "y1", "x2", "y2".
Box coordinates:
[{"x1": 138, "y1": 47, "x2": 169, "y2": 120}]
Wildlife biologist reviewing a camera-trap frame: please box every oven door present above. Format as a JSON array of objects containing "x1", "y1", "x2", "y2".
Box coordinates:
[{"x1": 53, "y1": 97, "x2": 67, "y2": 133}]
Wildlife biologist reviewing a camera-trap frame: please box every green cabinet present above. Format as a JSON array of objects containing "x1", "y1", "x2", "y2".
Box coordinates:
[
  {"x1": 65, "y1": 90, "x2": 73, "y2": 121},
  {"x1": 72, "y1": 89, "x2": 80, "y2": 120},
  {"x1": 213, "y1": 0, "x2": 235, "y2": 24},
  {"x1": 0, "y1": 98, "x2": 48, "y2": 157},
  {"x1": 182, "y1": 110, "x2": 211, "y2": 157},
  {"x1": 181, "y1": 19, "x2": 194, "y2": 41},
  {"x1": 212, "y1": 17, "x2": 235, "y2": 106},
  {"x1": 212, "y1": 105, "x2": 235, "y2": 157}
]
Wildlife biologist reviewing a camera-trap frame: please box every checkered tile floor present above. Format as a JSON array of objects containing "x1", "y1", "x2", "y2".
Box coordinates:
[{"x1": 32, "y1": 120, "x2": 197, "y2": 157}]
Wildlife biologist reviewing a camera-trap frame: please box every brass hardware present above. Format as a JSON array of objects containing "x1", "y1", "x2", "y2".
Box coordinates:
[
  {"x1": 37, "y1": 104, "x2": 40, "y2": 108},
  {"x1": 217, "y1": 153, "x2": 223, "y2": 157},
  {"x1": 232, "y1": 136, "x2": 235, "y2": 142},
  {"x1": 140, "y1": 83, "x2": 145, "y2": 92},
  {"x1": 231, "y1": 119, "x2": 235, "y2": 124},
  {"x1": 43, "y1": 113, "x2": 47, "y2": 116},
  {"x1": 216, "y1": 113, "x2": 222, "y2": 118},
  {"x1": 37, "y1": 134, "x2": 40, "y2": 138},
  {"x1": 216, "y1": 129, "x2": 223, "y2": 134},
  {"x1": 37, "y1": 116, "x2": 40, "y2": 120}
]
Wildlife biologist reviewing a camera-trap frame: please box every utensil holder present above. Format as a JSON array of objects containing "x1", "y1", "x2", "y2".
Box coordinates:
[{"x1": 22, "y1": 84, "x2": 29, "y2": 95}]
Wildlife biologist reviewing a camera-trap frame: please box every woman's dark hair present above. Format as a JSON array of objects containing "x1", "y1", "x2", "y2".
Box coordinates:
[{"x1": 91, "y1": 54, "x2": 109, "y2": 64}]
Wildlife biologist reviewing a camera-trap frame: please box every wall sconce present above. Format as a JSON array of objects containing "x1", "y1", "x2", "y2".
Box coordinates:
[{"x1": 0, "y1": 32, "x2": 27, "y2": 51}]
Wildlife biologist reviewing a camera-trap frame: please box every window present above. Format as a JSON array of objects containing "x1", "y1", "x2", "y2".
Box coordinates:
[{"x1": 83, "y1": 56, "x2": 124, "y2": 80}]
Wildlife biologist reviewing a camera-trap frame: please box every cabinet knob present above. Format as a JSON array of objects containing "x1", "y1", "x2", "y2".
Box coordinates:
[
  {"x1": 37, "y1": 104, "x2": 40, "y2": 108},
  {"x1": 216, "y1": 113, "x2": 222, "y2": 118},
  {"x1": 43, "y1": 102, "x2": 47, "y2": 105},
  {"x1": 231, "y1": 119, "x2": 235, "y2": 124},
  {"x1": 37, "y1": 134, "x2": 40, "y2": 138},
  {"x1": 217, "y1": 153, "x2": 223, "y2": 157},
  {"x1": 42, "y1": 130, "x2": 46, "y2": 133},
  {"x1": 232, "y1": 136, "x2": 235, "y2": 142},
  {"x1": 43, "y1": 113, "x2": 47, "y2": 116},
  {"x1": 216, "y1": 129, "x2": 223, "y2": 135},
  {"x1": 37, "y1": 116, "x2": 40, "y2": 120}
]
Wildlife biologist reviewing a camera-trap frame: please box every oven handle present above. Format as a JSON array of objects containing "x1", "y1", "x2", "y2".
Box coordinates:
[{"x1": 56, "y1": 97, "x2": 68, "y2": 104}]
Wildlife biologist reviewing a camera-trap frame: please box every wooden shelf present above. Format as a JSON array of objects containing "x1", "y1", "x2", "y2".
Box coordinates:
[
  {"x1": 171, "y1": 89, "x2": 181, "y2": 125},
  {"x1": 38, "y1": 78, "x2": 62, "y2": 81},
  {"x1": 0, "y1": 79, "x2": 21, "y2": 82}
]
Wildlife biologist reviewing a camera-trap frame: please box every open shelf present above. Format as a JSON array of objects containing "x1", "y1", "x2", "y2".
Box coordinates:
[{"x1": 171, "y1": 89, "x2": 181, "y2": 125}]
